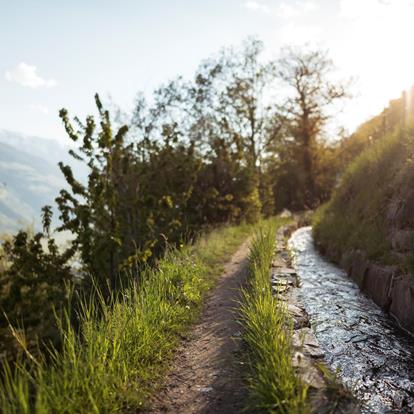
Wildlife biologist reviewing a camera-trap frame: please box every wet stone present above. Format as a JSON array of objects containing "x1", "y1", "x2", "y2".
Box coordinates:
[
  {"x1": 271, "y1": 273, "x2": 298, "y2": 288},
  {"x1": 271, "y1": 278, "x2": 294, "y2": 287},
  {"x1": 272, "y1": 285, "x2": 289, "y2": 294},
  {"x1": 272, "y1": 257, "x2": 287, "y2": 268},
  {"x1": 293, "y1": 351, "x2": 326, "y2": 389},
  {"x1": 273, "y1": 267, "x2": 297, "y2": 275},
  {"x1": 287, "y1": 303, "x2": 305, "y2": 318},
  {"x1": 293, "y1": 328, "x2": 325, "y2": 358}
]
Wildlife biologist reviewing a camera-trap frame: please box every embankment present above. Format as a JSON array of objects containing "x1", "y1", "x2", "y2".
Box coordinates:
[{"x1": 314, "y1": 125, "x2": 414, "y2": 334}]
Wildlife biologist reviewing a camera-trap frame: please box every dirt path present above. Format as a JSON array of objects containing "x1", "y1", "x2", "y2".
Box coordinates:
[{"x1": 148, "y1": 240, "x2": 251, "y2": 414}]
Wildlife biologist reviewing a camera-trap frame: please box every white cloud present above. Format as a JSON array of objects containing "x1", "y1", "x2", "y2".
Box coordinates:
[
  {"x1": 29, "y1": 104, "x2": 49, "y2": 115},
  {"x1": 244, "y1": 1, "x2": 270, "y2": 14},
  {"x1": 279, "y1": 22, "x2": 322, "y2": 45},
  {"x1": 5, "y1": 62, "x2": 57, "y2": 88},
  {"x1": 275, "y1": 1, "x2": 318, "y2": 19},
  {"x1": 244, "y1": 0, "x2": 318, "y2": 18},
  {"x1": 276, "y1": 3, "x2": 298, "y2": 18},
  {"x1": 303, "y1": 1, "x2": 317, "y2": 12}
]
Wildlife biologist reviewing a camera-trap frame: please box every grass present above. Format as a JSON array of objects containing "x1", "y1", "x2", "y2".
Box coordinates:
[
  {"x1": 239, "y1": 219, "x2": 309, "y2": 413},
  {"x1": 0, "y1": 222, "x2": 253, "y2": 413},
  {"x1": 313, "y1": 124, "x2": 414, "y2": 267}
]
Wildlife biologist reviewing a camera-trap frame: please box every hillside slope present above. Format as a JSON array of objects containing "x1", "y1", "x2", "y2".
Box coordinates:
[{"x1": 314, "y1": 120, "x2": 414, "y2": 333}]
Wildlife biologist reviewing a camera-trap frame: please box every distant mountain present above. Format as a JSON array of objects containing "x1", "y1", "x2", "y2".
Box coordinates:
[{"x1": 0, "y1": 130, "x2": 80, "y2": 234}]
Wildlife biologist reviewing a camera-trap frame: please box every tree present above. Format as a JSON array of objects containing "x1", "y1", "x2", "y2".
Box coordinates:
[
  {"x1": 186, "y1": 38, "x2": 278, "y2": 221},
  {"x1": 57, "y1": 94, "x2": 142, "y2": 292},
  {"x1": 276, "y1": 47, "x2": 349, "y2": 208}
]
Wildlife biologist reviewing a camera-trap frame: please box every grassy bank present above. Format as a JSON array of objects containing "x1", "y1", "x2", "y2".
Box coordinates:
[
  {"x1": 0, "y1": 223, "x2": 253, "y2": 413},
  {"x1": 240, "y1": 220, "x2": 308, "y2": 413},
  {"x1": 314, "y1": 125, "x2": 414, "y2": 267}
]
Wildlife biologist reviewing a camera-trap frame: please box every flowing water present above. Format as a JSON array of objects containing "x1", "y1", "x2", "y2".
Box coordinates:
[{"x1": 288, "y1": 227, "x2": 414, "y2": 413}]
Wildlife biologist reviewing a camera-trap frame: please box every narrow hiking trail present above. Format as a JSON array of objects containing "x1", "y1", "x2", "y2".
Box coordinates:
[{"x1": 148, "y1": 240, "x2": 251, "y2": 414}]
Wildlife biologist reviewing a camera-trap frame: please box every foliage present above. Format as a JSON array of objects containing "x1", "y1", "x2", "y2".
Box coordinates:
[
  {"x1": 240, "y1": 220, "x2": 308, "y2": 413},
  {"x1": 333, "y1": 89, "x2": 414, "y2": 177},
  {"x1": 131, "y1": 38, "x2": 277, "y2": 224},
  {"x1": 58, "y1": 95, "x2": 148, "y2": 292},
  {"x1": 0, "y1": 38, "x2": 352, "y2": 410},
  {"x1": 0, "y1": 223, "x2": 253, "y2": 413},
  {"x1": 0, "y1": 208, "x2": 73, "y2": 352},
  {"x1": 268, "y1": 47, "x2": 349, "y2": 210}
]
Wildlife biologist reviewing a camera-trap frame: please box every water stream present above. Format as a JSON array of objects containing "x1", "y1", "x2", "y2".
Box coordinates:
[{"x1": 288, "y1": 227, "x2": 414, "y2": 413}]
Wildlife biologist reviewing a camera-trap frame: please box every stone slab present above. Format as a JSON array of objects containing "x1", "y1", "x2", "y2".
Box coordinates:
[
  {"x1": 350, "y1": 251, "x2": 368, "y2": 287},
  {"x1": 363, "y1": 264, "x2": 395, "y2": 309},
  {"x1": 390, "y1": 277, "x2": 414, "y2": 334}
]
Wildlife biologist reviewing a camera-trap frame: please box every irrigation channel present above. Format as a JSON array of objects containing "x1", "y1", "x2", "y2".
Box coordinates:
[{"x1": 288, "y1": 227, "x2": 414, "y2": 414}]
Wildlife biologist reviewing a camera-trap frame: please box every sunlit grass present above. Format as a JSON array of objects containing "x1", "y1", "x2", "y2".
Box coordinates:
[
  {"x1": 314, "y1": 124, "x2": 414, "y2": 268},
  {"x1": 0, "y1": 223, "x2": 253, "y2": 413},
  {"x1": 240, "y1": 220, "x2": 309, "y2": 413}
]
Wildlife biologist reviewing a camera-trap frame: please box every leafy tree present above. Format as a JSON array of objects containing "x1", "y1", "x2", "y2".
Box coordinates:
[
  {"x1": 276, "y1": 47, "x2": 349, "y2": 208},
  {"x1": 136, "y1": 127, "x2": 202, "y2": 250},
  {"x1": 185, "y1": 38, "x2": 277, "y2": 221},
  {"x1": 57, "y1": 94, "x2": 142, "y2": 291}
]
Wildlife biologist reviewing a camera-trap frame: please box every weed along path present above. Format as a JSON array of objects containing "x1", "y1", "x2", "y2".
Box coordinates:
[{"x1": 148, "y1": 240, "x2": 251, "y2": 414}]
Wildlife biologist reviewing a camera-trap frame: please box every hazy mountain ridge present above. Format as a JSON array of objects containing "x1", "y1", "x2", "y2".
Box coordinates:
[{"x1": 0, "y1": 130, "x2": 70, "y2": 233}]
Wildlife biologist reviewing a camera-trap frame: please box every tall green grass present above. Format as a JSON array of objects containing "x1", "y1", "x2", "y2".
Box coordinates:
[
  {"x1": 314, "y1": 125, "x2": 414, "y2": 266},
  {"x1": 0, "y1": 223, "x2": 252, "y2": 413},
  {"x1": 240, "y1": 221, "x2": 308, "y2": 413}
]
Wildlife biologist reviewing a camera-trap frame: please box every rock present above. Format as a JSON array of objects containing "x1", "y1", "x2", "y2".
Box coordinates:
[
  {"x1": 292, "y1": 328, "x2": 325, "y2": 358},
  {"x1": 363, "y1": 264, "x2": 395, "y2": 309},
  {"x1": 287, "y1": 303, "x2": 306, "y2": 318},
  {"x1": 349, "y1": 251, "x2": 368, "y2": 287},
  {"x1": 272, "y1": 285, "x2": 289, "y2": 294},
  {"x1": 299, "y1": 365, "x2": 326, "y2": 390},
  {"x1": 280, "y1": 209, "x2": 293, "y2": 218},
  {"x1": 273, "y1": 267, "x2": 297, "y2": 276},
  {"x1": 272, "y1": 270, "x2": 298, "y2": 291},
  {"x1": 390, "y1": 277, "x2": 414, "y2": 334},
  {"x1": 350, "y1": 335, "x2": 369, "y2": 344},
  {"x1": 271, "y1": 257, "x2": 287, "y2": 268},
  {"x1": 292, "y1": 351, "x2": 306, "y2": 368},
  {"x1": 271, "y1": 278, "x2": 294, "y2": 287},
  {"x1": 292, "y1": 352, "x2": 325, "y2": 389},
  {"x1": 340, "y1": 250, "x2": 355, "y2": 274},
  {"x1": 288, "y1": 303, "x2": 310, "y2": 329}
]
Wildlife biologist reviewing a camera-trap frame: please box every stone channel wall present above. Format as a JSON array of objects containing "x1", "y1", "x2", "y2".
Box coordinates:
[
  {"x1": 337, "y1": 192, "x2": 414, "y2": 335},
  {"x1": 272, "y1": 224, "x2": 359, "y2": 413}
]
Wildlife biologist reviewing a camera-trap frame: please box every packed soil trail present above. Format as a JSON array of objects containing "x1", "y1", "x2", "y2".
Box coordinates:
[{"x1": 148, "y1": 240, "x2": 251, "y2": 414}]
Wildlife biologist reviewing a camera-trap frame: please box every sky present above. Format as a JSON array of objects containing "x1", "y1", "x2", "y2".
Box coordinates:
[{"x1": 1, "y1": 0, "x2": 414, "y2": 143}]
